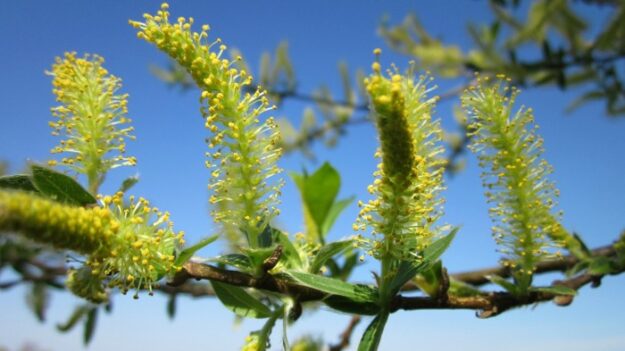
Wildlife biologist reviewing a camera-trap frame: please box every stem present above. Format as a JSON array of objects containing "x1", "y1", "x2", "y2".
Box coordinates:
[
  {"x1": 359, "y1": 254, "x2": 395, "y2": 351},
  {"x1": 258, "y1": 305, "x2": 283, "y2": 351},
  {"x1": 87, "y1": 173, "x2": 100, "y2": 196}
]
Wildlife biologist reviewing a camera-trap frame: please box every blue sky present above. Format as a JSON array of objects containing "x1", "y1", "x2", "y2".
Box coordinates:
[{"x1": 1, "y1": 1, "x2": 625, "y2": 350}]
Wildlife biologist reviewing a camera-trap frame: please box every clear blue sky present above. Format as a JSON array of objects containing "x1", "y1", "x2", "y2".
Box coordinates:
[{"x1": 1, "y1": 1, "x2": 625, "y2": 350}]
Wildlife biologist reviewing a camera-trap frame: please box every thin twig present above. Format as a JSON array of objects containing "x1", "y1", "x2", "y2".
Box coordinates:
[{"x1": 329, "y1": 315, "x2": 362, "y2": 351}]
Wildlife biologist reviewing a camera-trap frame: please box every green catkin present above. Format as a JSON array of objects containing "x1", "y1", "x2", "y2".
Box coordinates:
[
  {"x1": 47, "y1": 52, "x2": 136, "y2": 194},
  {"x1": 462, "y1": 75, "x2": 578, "y2": 291},
  {"x1": 0, "y1": 190, "x2": 114, "y2": 254},
  {"x1": 355, "y1": 55, "x2": 446, "y2": 262},
  {"x1": 66, "y1": 266, "x2": 109, "y2": 303},
  {"x1": 130, "y1": 3, "x2": 283, "y2": 249},
  {"x1": 0, "y1": 190, "x2": 184, "y2": 299}
]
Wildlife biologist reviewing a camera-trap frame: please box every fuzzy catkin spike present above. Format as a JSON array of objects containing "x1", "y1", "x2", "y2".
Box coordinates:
[
  {"x1": 130, "y1": 3, "x2": 283, "y2": 248},
  {"x1": 0, "y1": 190, "x2": 114, "y2": 254},
  {"x1": 66, "y1": 266, "x2": 109, "y2": 303},
  {"x1": 0, "y1": 190, "x2": 184, "y2": 300},
  {"x1": 96, "y1": 192, "x2": 184, "y2": 296},
  {"x1": 355, "y1": 56, "x2": 446, "y2": 262},
  {"x1": 462, "y1": 75, "x2": 574, "y2": 290},
  {"x1": 47, "y1": 52, "x2": 136, "y2": 194}
]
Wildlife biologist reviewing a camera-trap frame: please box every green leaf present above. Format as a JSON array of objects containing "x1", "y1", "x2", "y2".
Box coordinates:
[
  {"x1": 118, "y1": 175, "x2": 139, "y2": 193},
  {"x1": 167, "y1": 294, "x2": 176, "y2": 320},
  {"x1": 31, "y1": 165, "x2": 96, "y2": 206},
  {"x1": 413, "y1": 260, "x2": 443, "y2": 297},
  {"x1": 272, "y1": 230, "x2": 303, "y2": 269},
  {"x1": 286, "y1": 271, "x2": 377, "y2": 303},
  {"x1": 243, "y1": 246, "x2": 278, "y2": 271},
  {"x1": 487, "y1": 275, "x2": 519, "y2": 295},
  {"x1": 532, "y1": 285, "x2": 577, "y2": 296},
  {"x1": 291, "y1": 162, "x2": 341, "y2": 241},
  {"x1": 423, "y1": 228, "x2": 458, "y2": 261},
  {"x1": 587, "y1": 256, "x2": 612, "y2": 275},
  {"x1": 448, "y1": 279, "x2": 483, "y2": 297},
  {"x1": 390, "y1": 228, "x2": 458, "y2": 293},
  {"x1": 211, "y1": 281, "x2": 272, "y2": 319},
  {"x1": 257, "y1": 225, "x2": 274, "y2": 248},
  {"x1": 174, "y1": 234, "x2": 219, "y2": 266},
  {"x1": 321, "y1": 196, "x2": 355, "y2": 236},
  {"x1": 323, "y1": 295, "x2": 380, "y2": 315},
  {"x1": 208, "y1": 254, "x2": 252, "y2": 271},
  {"x1": 27, "y1": 282, "x2": 48, "y2": 322},
  {"x1": 83, "y1": 307, "x2": 98, "y2": 345},
  {"x1": 0, "y1": 174, "x2": 38, "y2": 192},
  {"x1": 57, "y1": 305, "x2": 91, "y2": 332},
  {"x1": 310, "y1": 240, "x2": 354, "y2": 274},
  {"x1": 358, "y1": 312, "x2": 389, "y2": 351}
]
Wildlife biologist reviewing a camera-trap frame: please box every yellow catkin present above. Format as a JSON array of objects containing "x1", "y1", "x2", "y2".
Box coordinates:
[
  {"x1": 47, "y1": 52, "x2": 136, "y2": 193},
  {"x1": 462, "y1": 75, "x2": 577, "y2": 289},
  {"x1": 0, "y1": 190, "x2": 114, "y2": 254},
  {"x1": 0, "y1": 189, "x2": 184, "y2": 300},
  {"x1": 130, "y1": 3, "x2": 282, "y2": 249},
  {"x1": 355, "y1": 55, "x2": 446, "y2": 261}
]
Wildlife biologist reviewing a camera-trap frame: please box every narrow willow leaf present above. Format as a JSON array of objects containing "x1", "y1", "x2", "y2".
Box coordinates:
[
  {"x1": 587, "y1": 256, "x2": 613, "y2": 275},
  {"x1": 31, "y1": 165, "x2": 96, "y2": 205},
  {"x1": 27, "y1": 282, "x2": 48, "y2": 322},
  {"x1": 448, "y1": 279, "x2": 483, "y2": 297},
  {"x1": 57, "y1": 305, "x2": 91, "y2": 332},
  {"x1": 257, "y1": 225, "x2": 275, "y2": 248},
  {"x1": 117, "y1": 175, "x2": 139, "y2": 193},
  {"x1": 310, "y1": 240, "x2": 354, "y2": 274},
  {"x1": 212, "y1": 281, "x2": 272, "y2": 319},
  {"x1": 357, "y1": 312, "x2": 389, "y2": 351},
  {"x1": 83, "y1": 308, "x2": 98, "y2": 345},
  {"x1": 0, "y1": 174, "x2": 38, "y2": 192},
  {"x1": 487, "y1": 275, "x2": 519, "y2": 295},
  {"x1": 167, "y1": 294, "x2": 177, "y2": 320},
  {"x1": 390, "y1": 228, "x2": 458, "y2": 293},
  {"x1": 272, "y1": 230, "x2": 303, "y2": 269},
  {"x1": 413, "y1": 260, "x2": 443, "y2": 297},
  {"x1": 208, "y1": 254, "x2": 252, "y2": 271},
  {"x1": 323, "y1": 295, "x2": 380, "y2": 315},
  {"x1": 174, "y1": 234, "x2": 219, "y2": 266},
  {"x1": 243, "y1": 246, "x2": 278, "y2": 271},
  {"x1": 286, "y1": 271, "x2": 377, "y2": 303}
]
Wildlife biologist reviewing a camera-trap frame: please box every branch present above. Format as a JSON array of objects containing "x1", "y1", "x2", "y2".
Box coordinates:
[
  {"x1": 169, "y1": 261, "x2": 325, "y2": 302},
  {"x1": 169, "y1": 240, "x2": 621, "y2": 318},
  {"x1": 329, "y1": 315, "x2": 362, "y2": 351},
  {"x1": 2, "y1": 238, "x2": 621, "y2": 318},
  {"x1": 394, "y1": 267, "x2": 614, "y2": 318},
  {"x1": 448, "y1": 245, "x2": 616, "y2": 287},
  {"x1": 156, "y1": 281, "x2": 215, "y2": 298}
]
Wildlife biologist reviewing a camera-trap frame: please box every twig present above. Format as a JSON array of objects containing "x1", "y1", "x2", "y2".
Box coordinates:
[
  {"x1": 394, "y1": 268, "x2": 614, "y2": 318},
  {"x1": 329, "y1": 315, "x2": 362, "y2": 351},
  {"x1": 156, "y1": 281, "x2": 215, "y2": 297},
  {"x1": 170, "y1": 262, "x2": 325, "y2": 302},
  {"x1": 449, "y1": 245, "x2": 616, "y2": 287}
]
